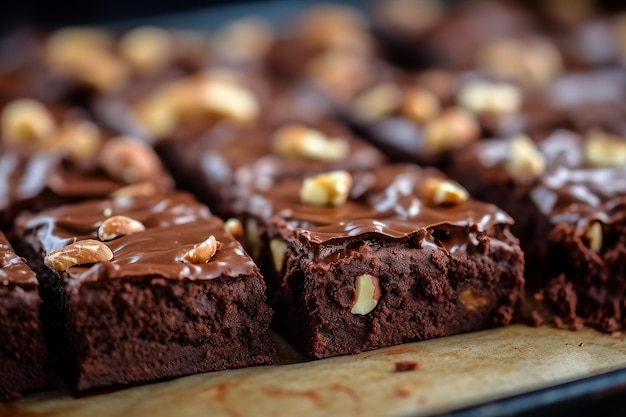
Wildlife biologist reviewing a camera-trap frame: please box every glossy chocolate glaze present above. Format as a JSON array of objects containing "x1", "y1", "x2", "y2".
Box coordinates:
[
  {"x1": 473, "y1": 130, "x2": 626, "y2": 226},
  {"x1": 240, "y1": 164, "x2": 513, "y2": 252},
  {"x1": 0, "y1": 231, "x2": 37, "y2": 286},
  {"x1": 0, "y1": 105, "x2": 173, "y2": 227},
  {"x1": 19, "y1": 192, "x2": 257, "y2": 284}
]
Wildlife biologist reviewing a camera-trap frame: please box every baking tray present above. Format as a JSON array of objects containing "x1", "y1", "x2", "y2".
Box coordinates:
[
  {"x1": 3, "y1": 1, "x2": 626, "y2": 416},
  {"x1": 3, "y1": 325, "x2": 626, "y2": 417}
]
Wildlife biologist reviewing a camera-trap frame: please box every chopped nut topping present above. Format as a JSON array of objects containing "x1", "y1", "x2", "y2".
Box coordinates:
[
  {"x1": 505, "y1": 134, "x2": 546, "y2": 177},
  {"x1": 300, "y1": 170, "x2": 353, "y2": 207},
  {"x1": 182, "y1": 235, "x2": 219, "y2": 264},
  {"x1": 271, "y1": 124, "x2": 349, "y2": 162},
  {"x1": 583, "y1": 132, "x2": 626, "y2": 168},
  {"x1": 99, "y1": 137, "x2": 163, "y2": 184},
  {"x1": 46, "y1": 28, "x2": 129, "y2": 93},
  {"x1": 351, "y1": 274, "x2": 381, "y2": 315},
  {"x1": 419, "y1": 177, "x2": 469, "y2": 206},
  {"x1": 352, "y1": 83, "x2": 402, "y2": 122},
  {"x1": 423, "y1": 108, "x2": 479, "y2": 152},
  {"x1": 214, "y1": 18, "x2": 275, "y2": 62},
  {"x1": 295, "y1": 5, "x2": 369, "y2": 53},
  {"x1": 401, "y1": 87, "x2": 441, "y2": 124},
  {"x1": 270, "y1": 238, "x2": 288, "y2": 272},
  {"x1": 584, "y1": 221, "x2": 603, "y2": 253},
  {"x1": 44, "y1": 239, "x2": 113, "y2": 271},
  {"x1": 200, "y1": 78, "x2": 259, "y2": 124},
  {"x1": 57, "y1": 120, "x2": 102, "y2": 161},
  {"x1": 98, "y1": 215, "x2": 146, "y2": 241},
  {"x1": 224, "y1": 218, "x2": 244, "y2": 240},
  {"x1": 307, "y1": 52, "x2": 371, "y2": 102},
  {"x1": 110, "y1": 182, "x2": 158, "y2": 199},
  {"x1": 1, "y1": 99, "x2": 56, "y2": 145},
  {"x1": 457, "y1": 80, "x2": 522, "y2": 116},
  {"x1": 119, "y1": 26, "x2": 173, "y2": 74},
  {"x1": 477, "y1": 38, "x2": 563, "y2": 86},
  {"x1": 134, "y1": 92, "x2": 179, "y2": 139}
]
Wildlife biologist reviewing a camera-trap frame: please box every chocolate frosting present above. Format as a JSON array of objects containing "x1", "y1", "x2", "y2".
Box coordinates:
[
  {"x1": 0, "y1": 231, "x2": 37, "y2": 286},
  {"x1": 19, "y1": 192, "x2": 258, "y2": 284},
  {"x1": 473, "y1": 130, "x2": 626, "y2": 226},
  {"x1": 240, "y1": 164, "x2": 513, "y2": 251}
]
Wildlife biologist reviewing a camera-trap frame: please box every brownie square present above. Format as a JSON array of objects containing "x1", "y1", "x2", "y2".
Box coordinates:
[
  {"x1": 156, "y1": 117, "x2": 386, "y2": 218},
  {"x1": 0, "y1": 231, "x2": 49, "y2": 400},
  {"x1": 15, "y1": 191, "x2": 277, "y2": 391},
  {"x1": 236, "y1": 164, "x2": 525, "y2": 358},
  {"x1": 0, "y1": 99, "x2": 173, "y2": 233},
  {"x1": 449, "y1": 130, "x2": 626, "y2": 331}
]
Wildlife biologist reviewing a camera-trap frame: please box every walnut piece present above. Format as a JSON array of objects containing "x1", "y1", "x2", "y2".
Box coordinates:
[
  {"x1": 351, "y1": 274, "x2": 381, "y2": 315},
  {"x1": 300, "y1": 170, "x2": 353, "y2": 207},
  {"x1": 98, "y1": 215, "x2": 146, "y2": 241},
  {"x1": 200, "y1": 78, "x2": 259, "y2": 124},
  {"x1": 419, "y1": 177, "x2": 469, "y2": 206},
  {"x1": 352, "y1": 83, "x2": 402, "y2": 122},
  {"x1": 457, "y1": 80, "x2": 522, "y2": 116},
  {"x1": 110, "y1": 182, "x2": 158, "y2": 199},
  {"x1": 99, "y1": 136, "x2": 163, "y2": 184},
  {"x1": 224, "y1": 218, "x2": 244, "y2": 240},
  {"x1": 459, "y1": 289, "x2": 489, "y2": 311},
  {"x1": 477, "y1": 37, "x2": 562, "y2": 86},
  {"x1": 401, "y1": 87, "x2": 441, "y2": 124},
  {"x1": 423, "y1": 108, "x2": 479, "y2": 153},
  {"x1": 505, "y1": 134, "x2": 546, "y2": 177},
  {"x1": 271, "y1": 124, "x2": 349, "y2": 163},
  {"x1": 57, "y1": 120, "x2": 102, "y2": 161},
  {"x1": 44, "y1": 239, "x2": 113, "y2": 271},
  {"x1": 1, "y1": 99, "x2": 56, "y2": 146},
  {"x1": 119, "y1": 26, "x2": 173, "y2": 74},
  {"x1": 46, "y1": 28, "x2": 129, "y2": 93},
  {"x1": 182, "y1": 235, "x2": 219, "y2": 264},
  {"x1": 583, "y1": 132, "x2": 626, "y2": 168}
]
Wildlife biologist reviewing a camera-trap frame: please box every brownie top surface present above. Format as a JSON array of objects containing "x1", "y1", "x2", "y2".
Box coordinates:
[
  {"x1": 20, "y1": 191, "x2": 257, "y2": 282},
  {"x1": 176, "y1": 119, "x2": 386, "y2": 185},
  {"x1": 0, "y1": 100, "x2": 173, "y2": 214},
  {"x1": 470, "y1": 130, "x2": 626, "y2": 223},
  {"x1": 0, "y1": 230, "x2": 37, "y2": 286},
  {"x1": 241, "y1": 164, "x2": 512, "y2": 247}
]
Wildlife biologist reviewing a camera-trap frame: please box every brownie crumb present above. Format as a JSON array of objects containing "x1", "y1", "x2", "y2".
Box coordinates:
[{"x1": 394, "y1": 361, "x2": 419, "y2": 372}]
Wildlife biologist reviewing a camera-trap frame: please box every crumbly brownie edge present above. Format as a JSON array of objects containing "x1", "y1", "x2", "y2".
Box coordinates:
[{"x1": 270, "y1": 233, "x2": 525, "y2": 358}]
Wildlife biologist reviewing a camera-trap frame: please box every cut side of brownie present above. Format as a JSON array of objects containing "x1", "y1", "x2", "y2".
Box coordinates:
[
  {"x1": 449, "y1": 130, "x2": 626, "y2": 332},
  {"x1": 0, "y1": 231, "x2": 49, "y2": 400},
  {"x1": 235, "y1": 164, "x2": 525, "y2": 358},
  {"x1": 15, "y1": 190, "x2": 277, "y2": 391}
]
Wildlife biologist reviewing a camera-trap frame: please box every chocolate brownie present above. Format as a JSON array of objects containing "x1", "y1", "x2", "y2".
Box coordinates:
[
  {"x1": 234, "y1": 164, "x2": 525, "y2": 358},
  {"x1": 0, "y1": 231, "x2": 49, "y2": 400},
  {"x1": 449, "y1": 130, "x2": 626, "y2": 332},
  {"x1": 344, "y1": 73, "x2": 482, "y2": 166},
  {"x1": 0, "y1": 98, "x2": 173, "y2": 232},
  {"x1": 156, "y1": 116, "x2": 387, "y2": 218},
  {"x1": 15, "y1": 191, "x2": 277, "y2": 391}
]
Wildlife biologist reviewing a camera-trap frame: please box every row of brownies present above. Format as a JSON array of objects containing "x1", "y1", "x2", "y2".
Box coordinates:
[{"x1": 2, "y1": 0, "x2": 626, "y2": 400}]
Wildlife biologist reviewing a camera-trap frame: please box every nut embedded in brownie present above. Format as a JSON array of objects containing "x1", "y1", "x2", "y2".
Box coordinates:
[
  {"x1": 14, "y1": 190, "x2": 278, "y2": 391},
  {"x1": 449, "y1": 129, "x2": 626, "y2": 332},
  {"x1": 235, "y1": 164, "x2": 525, "y2": 358}
]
